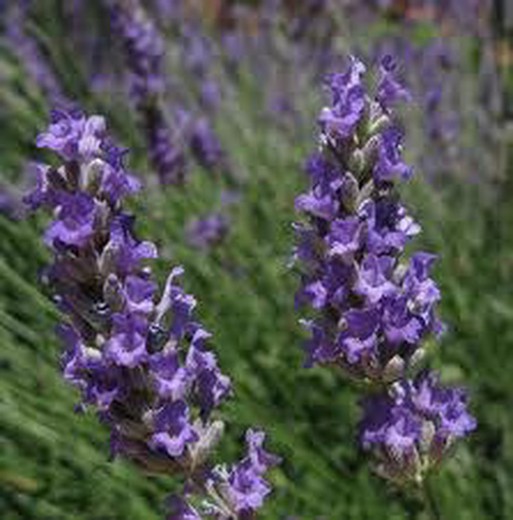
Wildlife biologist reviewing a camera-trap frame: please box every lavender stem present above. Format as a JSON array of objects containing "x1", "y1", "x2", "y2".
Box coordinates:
[{"x1": 423, "y1": 477, "x2": 443, "y2": 520}]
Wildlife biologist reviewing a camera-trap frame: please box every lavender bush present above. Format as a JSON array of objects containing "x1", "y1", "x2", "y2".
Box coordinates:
[{"x1": 23, "y1": 108, "x2": 280, "y2": 519}]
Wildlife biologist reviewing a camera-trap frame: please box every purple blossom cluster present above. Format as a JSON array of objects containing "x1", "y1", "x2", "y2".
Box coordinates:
[
  {"x1": 106, "y1": 0, "x2": 230, "y2": 184},
  {"x1": 176, "y1": 25, "x2": 228, "y2": 173},
  {"x1": 179, "y1": 24, "x2": 223, "y2": 114},
  {"x1": 169, "y1": 429, "x2": 281, "y2": 518},
  {"x1": 296, "y1": 57, "x2": 438, "y2": 381},
  {"x1": 360, "y1": 371, "x2": 476, "y2": 485},
  {"x1": 24, "y1": 107, "x2": 279, "y2": 518},
  {"x1": 294, "y1": 56, "x2": 475, "y2": 485}
]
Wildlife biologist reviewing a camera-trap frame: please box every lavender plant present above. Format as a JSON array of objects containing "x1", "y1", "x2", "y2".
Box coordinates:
[
  {"x1": 293, "y1": 56, "x2": 476, "y2": 505},
  {"x1": 23, "y1": 108, "x2": 280, "y2": 519}
]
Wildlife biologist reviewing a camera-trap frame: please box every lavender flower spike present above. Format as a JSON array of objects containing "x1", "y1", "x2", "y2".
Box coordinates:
[
  {"x1": 25, "y1": 107, "x2": 279, "y2": 518},
  {"x1": 294, "y1": 56, "x2": 475, "y2": 487},
  {"x1": 294, "y1": 55, "x2": 439, "y2": 384}
]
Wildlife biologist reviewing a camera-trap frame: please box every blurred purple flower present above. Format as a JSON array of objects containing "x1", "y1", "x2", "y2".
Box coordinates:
[
  {"x1": 190, "y1": 119, "x2": 226, "y2": 172},
  {"x1": 185, "y1": 213, "x2": 230, "y2": 251}
]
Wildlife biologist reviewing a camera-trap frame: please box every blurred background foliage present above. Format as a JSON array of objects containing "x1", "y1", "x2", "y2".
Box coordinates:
[{"x1": 1, "y1": 0, "x2": 512, "y2": 519}]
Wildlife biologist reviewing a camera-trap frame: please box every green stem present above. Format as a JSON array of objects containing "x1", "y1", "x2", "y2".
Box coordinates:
[{"x1": 422, "y1": 477, "x2": 443, "y2": 520}]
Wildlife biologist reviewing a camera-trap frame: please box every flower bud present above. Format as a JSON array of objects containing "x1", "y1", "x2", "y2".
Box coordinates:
[
  {"x1": 419, "y1": 420, "x2": 436, "y2": 455},
  {"x1": 348, "y1": 149, "x2": 364, "y2": 177},
  {"x1": 94, "y1": 200, "x2": 111, "y2": 236},
  {"x1": 99, "y1": 241, "x2": 120, "y2": 276},
  {"x1": 361, "y1": 134, "x2": 381, "y2": 173},
  {"x1": 409, "y1": 348, "x2": 426, "y2": 371},
  {"x1": 82, "y1": 158, "x2": 105, "y2": 196},
  {"x1": 103, "y1": 274, "x2": 125, "y2": 312},
  {"x1": 340, "y1": 172, "x2": 360, "y2": 213},
  {"x1": 382, "y1": 355, "x2": 405, "y2": 383},
  {"x1": 188, "y1": 420, "x2": 225, "y2": 470},
  {"x1": 65, "y1": 161, "x2": 81, "y2": 190},
  {"x1": 368, "y1": 114, "x2": 391, "y2": 136},
  {"x1": 146, "y1": 322, "x2": 168, "y2": 353},
  {"x1": 356, "y1": 180, "x2": 375, "y2": 209}
]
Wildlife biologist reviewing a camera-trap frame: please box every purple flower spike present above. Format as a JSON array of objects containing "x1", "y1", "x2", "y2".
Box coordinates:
[
  {"x1": 294, "y1": 56, "x2": 475, "y2": 487},
  {"x1": 294, "y1": 56, "x2": 435, "y2": 383},
  {"x1": 25, "y1": 107, "x2": 279, "y2": 518},
  {"x1": 109, "y1": 0, "x2": 164, "y2": 103},
  {"x1": 5, "y1": 3, "x2": 65, "y2": 103},
  {"x1": 190, "y1": 119, "x2": 226, "y2": 172},
  {"x1": 108, "y1": 0, "x2": 188, "y2": 185}
]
